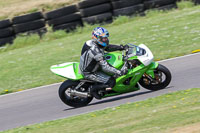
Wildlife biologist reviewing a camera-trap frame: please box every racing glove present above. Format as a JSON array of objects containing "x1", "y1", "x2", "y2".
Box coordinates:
[
  {"x1": 120, "y1": 44, "x2": 129, "y2": 50},
  {"x1": 119, "y1": 66, "x2": 128, "y2": 76}
]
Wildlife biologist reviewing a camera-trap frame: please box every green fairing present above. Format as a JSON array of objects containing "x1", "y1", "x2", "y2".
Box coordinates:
[
  {"x1": 51, "y1": 63, "x2": 84, "y2": 80},
  {"x1": 73, "y1": 63, "x2": 84, "y2": 79},
  {"x1": 51, "y1": 63, "x2": 74, "y2": 79},
  {"x1": 51, "y1": 64, "x2": 72, "y2": 69},
  {"x1": 145, "y1": 62, "x2": 159, "y2": 78},
  {"x1": 112, "y1": 64, "x2": 146, "y2": 94},
  {"x1": 105, "y1": 52, "x2": 124, "y2": 69},
  {"x1": 128, "y1": 56, "x2": 138, "y2": 60},
  {"x1": 108, "y1": 60, "x2": 158, "y2": 95}
]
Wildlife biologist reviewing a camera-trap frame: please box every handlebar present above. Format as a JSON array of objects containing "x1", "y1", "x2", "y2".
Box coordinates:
[{"x1": 122, "y1": 48, "x2": 129, "y2": 61}]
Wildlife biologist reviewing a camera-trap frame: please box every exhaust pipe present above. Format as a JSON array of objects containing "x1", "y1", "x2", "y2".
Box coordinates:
[{"x1": 70, "y1": 90, "x2": 90, "y2": 98}]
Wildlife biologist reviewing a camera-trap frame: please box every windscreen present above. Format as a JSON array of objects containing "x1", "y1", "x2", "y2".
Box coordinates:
[{"x1": 127, "y1": 44, "x2": 146, "y2": 56}]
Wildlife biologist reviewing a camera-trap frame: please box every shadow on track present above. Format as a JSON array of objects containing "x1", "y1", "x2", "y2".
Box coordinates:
[
  {"x1": 89, "y1": 90, "x2": 154, "y2": 106},
  {"x1": 63, "y1": 90, "x2": 154, "y2": 111}
]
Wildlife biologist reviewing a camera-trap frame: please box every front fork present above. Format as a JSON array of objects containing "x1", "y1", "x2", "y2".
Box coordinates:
[
  {"x1": 146, "y1": 62, "x2": 158, "y2": 76},
  {"x1": 143, "y1": 62, "x2": 160, "y2": 84}
]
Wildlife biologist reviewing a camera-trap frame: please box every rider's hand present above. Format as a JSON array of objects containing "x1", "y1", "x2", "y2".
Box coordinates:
[
  {"x1": 120, "y1": 44, "x2": 129, "y2": 50},
  {"x1": 123, "y1": 44, "x2": 129, "y2": 50},
  {"x1": 114, "y1": 67, "x2": 128, "y2": 78},
  {"x1": 120, "y1": 67, "x2": 128, "y2": 76}
]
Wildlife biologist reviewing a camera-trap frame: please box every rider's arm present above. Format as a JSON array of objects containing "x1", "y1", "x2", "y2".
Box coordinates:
[
  {"x1": 94, "y1": 53, "x2": 121, "y2": 75},
  {"x1": 105, "y1": 44, "x2": 124, "y2": 52}
]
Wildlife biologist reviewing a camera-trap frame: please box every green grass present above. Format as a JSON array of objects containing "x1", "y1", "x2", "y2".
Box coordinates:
[
  {"x1": 0, "y1": 0, "x2": 80, "y2": 19},
  {"x1": 0, "y1": 2, "x2": 200, "y2": 94},
  {"x1": 177, "y1": 0, "x2": 195, "y2": 10},
  {"x1": 2, "y1": 88, "x2": 200, "y2": 133}
]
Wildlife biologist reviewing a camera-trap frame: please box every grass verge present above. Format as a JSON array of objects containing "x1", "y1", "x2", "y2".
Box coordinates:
[
  {"x1": 0, "y1": 0, "x2": 80, "y2": 19},
  {"x1": 0, "y1": 2, "x2": 200, "y2": 94},
  {"x1": 2, "y1": 88, "x2": 200, "y2": 133}
]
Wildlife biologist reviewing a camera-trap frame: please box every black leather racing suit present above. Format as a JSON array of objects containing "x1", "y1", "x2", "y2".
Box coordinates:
[{"x1": 79, "y1": 40, "x2": 124, "y2": 89}]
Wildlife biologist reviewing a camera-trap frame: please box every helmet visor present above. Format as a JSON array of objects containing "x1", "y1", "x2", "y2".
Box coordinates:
[{"x1": 100, "y1": 37, "x2": 109, "y2": 46}]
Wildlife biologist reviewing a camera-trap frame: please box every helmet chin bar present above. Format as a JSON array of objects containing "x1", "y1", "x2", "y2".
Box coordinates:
[
  {"x1": 97, "y1": 40, "x2": 107, "y2": 47},
  {"x1": 98, "y1": 36, "x2": 109, "y2": 47}
]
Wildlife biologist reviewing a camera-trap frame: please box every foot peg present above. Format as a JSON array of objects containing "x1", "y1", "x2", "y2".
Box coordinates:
[{"x1": 105, "y1": 87, "x2": 112, "y2": 91}]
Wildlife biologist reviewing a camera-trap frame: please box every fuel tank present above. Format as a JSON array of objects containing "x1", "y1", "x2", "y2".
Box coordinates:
[{"x1": 104, "y1": 52, "x2": 124, "y2": 69}]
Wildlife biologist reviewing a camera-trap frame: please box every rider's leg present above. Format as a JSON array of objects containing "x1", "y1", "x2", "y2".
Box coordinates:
[
  {"x1": 104, "y1": 76, "x2": 116, "y2": 91},
  {"x1": 84, "y1": 72, "x2": 116, "y2": 99}
]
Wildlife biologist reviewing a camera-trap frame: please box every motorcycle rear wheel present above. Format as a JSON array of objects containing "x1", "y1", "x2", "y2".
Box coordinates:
[
  {"x1": 58, "y1": 80, "x2": 93, "y2": 108},
  {"x1": 139, "y1": 64, "x2": 171, "y2": 91}
]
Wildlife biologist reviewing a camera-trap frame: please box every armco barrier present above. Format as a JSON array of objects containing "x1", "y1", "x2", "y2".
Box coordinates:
[{"x1": 0, "y1": 0, "x2": 197, "y2": 47}]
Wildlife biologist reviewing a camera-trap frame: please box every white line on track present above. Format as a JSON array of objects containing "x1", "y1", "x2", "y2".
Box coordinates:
[
  {"x1": 0, "y1": 52, "x2": 199, "y2": 98},
  {"x1": 158, "y1": 52, "x2": 200, "y2": 63},
  {"x1": 0, "y1": 82, "x2": 61, "y2": 98}
]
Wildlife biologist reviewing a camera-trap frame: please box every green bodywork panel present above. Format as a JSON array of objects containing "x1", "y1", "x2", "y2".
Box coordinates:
[
  {"x1": 73, "y1": 63, "x2": 84, "y2": 80},
  {"x1": 105, "y1": 52, "x2": 124, "y2": 69},
  {"x1": 108, "y1": 61, "x2": 159, "y2": 95},
  {"x1": 146, "y1": 62, "x2": 159, "y2": 78},
  {"x1": 51, "y1": 62, "x2": 84, "y2": 80}
]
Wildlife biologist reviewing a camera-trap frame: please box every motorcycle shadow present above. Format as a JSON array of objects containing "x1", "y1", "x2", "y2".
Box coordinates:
[
  {"x1": 63, "y1": 90, "x2": 155, "y2": 111},
  {"x1": 90, "y1": 90, "x2": 154, "y2": 106},
  {"x1": 90, "y1": 86, "x2": 174, "y2": 106}
]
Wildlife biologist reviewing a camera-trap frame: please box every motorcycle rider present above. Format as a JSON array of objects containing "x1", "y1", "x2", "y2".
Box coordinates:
[{"x1": 79, "y1": 27, "x2": 128, "y2": 99}]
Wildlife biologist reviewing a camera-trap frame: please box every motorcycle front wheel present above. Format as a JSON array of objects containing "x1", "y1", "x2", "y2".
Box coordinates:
[
  {"x1": 58, "y1": 80, "x2": 93, "y2": 108},
  {"x1": 139, "y1": 64, "x2": 172, "y2": 91}
]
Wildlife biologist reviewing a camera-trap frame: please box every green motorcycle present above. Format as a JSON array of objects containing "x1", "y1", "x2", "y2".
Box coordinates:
[{"x1": 50, "y1": 44, "x2": 171, "y2": 107}]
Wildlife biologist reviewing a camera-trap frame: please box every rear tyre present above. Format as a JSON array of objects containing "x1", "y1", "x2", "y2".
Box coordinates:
[
  {"x1": 0, "y1": 19, "x2": 12, "y2": 29},
  {"x1": 52, "y1": 20, "x2": 83, "y2": 32},
  {"x1": 111, "y1": 0, "x2": 143, "y2": 9},
  {"x1": 82, "y1": 12, "x2": 112, "y2": 24},
  {"x1": 0, "y1": 36, "x2": 15, "y2": 46},
  {"x1": 139, "y1": 64, "x2": 171, "y2": 91},
  {"x1": 58, "y1": 80, "x2": 93, "y2": 108},
  {"x1": 80, "y1": 3, "x2": 111, "y2": 17},
  {"x1": 113, "y1": 4, "x2": 144, "y2": 17},
  {"x1": 44, "y1": 5, "x2": 78, "y2": 20},
  {"x1": 12, "y1": 12, "x2": 44, "y2": 24},
  {"x1": 0, "y1": 27, "x2": 14, "y2": 38},
  {"x1": 77, "y1": 0, "x2": 109, "y2": 9},
  {"x1": 13, "y1": 19, "x2": 45, "y2": 34}
]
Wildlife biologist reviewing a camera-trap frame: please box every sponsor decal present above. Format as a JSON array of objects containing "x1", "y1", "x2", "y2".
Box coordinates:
[{"x1": 105, "y1": 55, "x2": 112, "y2": 60}]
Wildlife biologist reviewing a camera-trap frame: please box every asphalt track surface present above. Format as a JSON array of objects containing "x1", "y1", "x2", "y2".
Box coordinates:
[{"x1": 0, "y1": 53, "x2": 200, "y2": 131}]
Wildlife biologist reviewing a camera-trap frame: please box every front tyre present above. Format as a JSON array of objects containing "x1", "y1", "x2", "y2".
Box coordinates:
[
  {"x1": 58, "y1": 80, "x2": 93, "y2": 108},
  {"x1": 139, "y1": 64, "x2": 172, "y2": 91}
]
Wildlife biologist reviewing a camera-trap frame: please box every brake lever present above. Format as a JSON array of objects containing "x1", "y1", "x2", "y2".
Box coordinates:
[{"x1": 122, "y1": 49, "x2": 129, "y2": 61}]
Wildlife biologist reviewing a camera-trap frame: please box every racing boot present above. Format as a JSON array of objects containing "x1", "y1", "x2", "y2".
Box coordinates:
[{"x1": 89, "y1": 84, "x2": 109, "y2": 99}]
